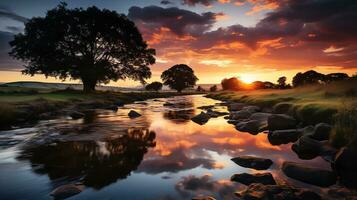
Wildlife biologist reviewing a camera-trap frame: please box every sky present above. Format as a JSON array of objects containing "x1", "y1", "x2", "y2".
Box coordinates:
[{"x1": 0, "y1": 0, "x2": 356, "y2": 86}]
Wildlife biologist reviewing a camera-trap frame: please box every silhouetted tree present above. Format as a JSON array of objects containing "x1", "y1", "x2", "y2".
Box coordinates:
[
  {"x1": 145, "y1": 81, "x2": 163, "y2": 92},
  {"x1": 9, "y1": 3, "x2": 155, "y2": 92},
  {"x1": 325, "y1": 73, "x2": 349, "y2": 82},
  {"x1": 252, "y1": 81, "x2": 266, "y2": 89},
  {"x1": 209, "y1": 85, "x2": 217, "y2": 92},
  {"x1": 263, "y1": 81, "x2": 276, "y2": 89},
  {"x1": 221, "y1": 77, "x2": 242, "y2": 90},
  {"x1": 292, "y1": 70, "x2": 325, "y2": 87},
  {"x1": 277, "y1": 76, "x2": 287, "y2": 89},
  {"x1": 196, "y1": 86, "x2": 205, "y2": 92},
  {"x1": 161, "y1": 64, "x2": 198, "y2": 92}
]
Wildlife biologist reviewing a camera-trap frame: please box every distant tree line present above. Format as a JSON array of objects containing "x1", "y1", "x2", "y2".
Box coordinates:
[{"x1": 220, "y1": 70, "x2": 353, "y2": 91}]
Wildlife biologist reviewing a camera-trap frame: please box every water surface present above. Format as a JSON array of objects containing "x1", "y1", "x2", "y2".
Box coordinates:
[{"x1": 0, "y1": 95, "x2": 330, "y2": 200}]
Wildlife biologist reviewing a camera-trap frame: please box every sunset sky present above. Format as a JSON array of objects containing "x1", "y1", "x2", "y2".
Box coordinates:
[{"x1": 0, "y1": 0, "x2": 356, "y2": 86}]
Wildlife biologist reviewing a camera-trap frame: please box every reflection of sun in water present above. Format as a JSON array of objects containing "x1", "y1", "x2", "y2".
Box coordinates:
[{"x1": 240, "y1": 75, "x2": 255, "y2": 84}]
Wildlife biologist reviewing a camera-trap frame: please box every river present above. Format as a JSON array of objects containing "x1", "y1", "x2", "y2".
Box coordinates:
[{"x1": 0, "y1": 95, "x2": 331, "y2": 200}]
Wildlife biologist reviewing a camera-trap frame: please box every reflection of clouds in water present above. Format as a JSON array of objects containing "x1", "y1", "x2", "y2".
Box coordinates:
[
  {"x1": 137, "y1": 148, "x2": 222, "y2": 174},
  {"x1": 175, "y1": 174, "x2": 239, "y2": 200}
]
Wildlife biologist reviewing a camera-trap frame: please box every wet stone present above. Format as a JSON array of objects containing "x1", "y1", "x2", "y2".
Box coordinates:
[
  {"x1": 231, "y1": 156, "x2": 273, "y2": 170},
  {"x1": 231, "y1": 172, "x2": 276, "y2": 185},
  {"x1": 50, "y1": 184, "x2": 84, "y2": 199}
]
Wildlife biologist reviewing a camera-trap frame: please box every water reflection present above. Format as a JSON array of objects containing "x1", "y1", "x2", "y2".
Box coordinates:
[
  {"x1": 163, "y1": 109, "x2": 196, "y2": 124},
  {"x1": 18, "y1": 129, "x2": 156, "y2": 189}
]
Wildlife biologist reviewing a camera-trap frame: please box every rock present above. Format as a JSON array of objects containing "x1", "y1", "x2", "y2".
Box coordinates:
[
  {"x1": 106, "y1": 105, "x2": 118, "y2": 111},
  {"x1": 231, "y1": 156, "x2": 273, "y2": 170},
  {"x1": 163, "y1": 102, "x2": 174, "y2": 107},
  {"x1": 228, "y1": 102, "x2": 246, "y2": 111},
  {"x1": 197, "y1": 105, "x2": 215, "y2": 110},
  {"x1": 291, "y1": 135, "x2": 321, "y2": 159},
  {"x1": 311, "y1": 123, "x2": 332, "y2": 141},
  {"x1": 206, "y1": 109, "x2": 228, "y2": 118},
  {"x1": 235, "y1": 120, "x2": 267, "y2": 134},
  {"x1": 69, "y1": 111, "x2": 85, "y2": 119},
  {"x1": 229, "y1": 110, "x2": 252, "y2": 120},
  {"x1": 50, "y1": 184, "x2": 84, "y2": 199},
  {"x1": 231, "y1": 173, "x2": 276, "y2": 185},
  {"x1": 273, "y1": 102, "x2": 293, "y2": 114},
  {"x1": 192, "y1": 196, "x2": 216, "y2": 200},
  {"x1": 248, "y1": 112, "x2": 272, "y2": 121},
  {"x1": 235, "y1": 183, "x2": 321, "y2": 200},
  {"x1": 242, "y1": 106, "x2": 261, "y2": 113},
  {"x1": 114, "y1": 100, "x2": 125, "y2": 107},
  {"x1": 334, "y1": 147, "x2": 357, "y2": 187},
  {"x1": 268, "y1": 114, "x2": 297, "y2": 130},
  {"x1": 128, "y1": 110, "x2": 141, "y2": 118},
  {"x1": 328, "y1": 187, "x2": 357, "y2": 200},
  {"x1": 268, "y1": 126, "x2": 313, "y2": 145},
  {"x1": 191, "y1": 112, "x2": 210, "y2": 125},
  {"x1": 282, "y1": 161, "x2": 337, "y2": 187}
]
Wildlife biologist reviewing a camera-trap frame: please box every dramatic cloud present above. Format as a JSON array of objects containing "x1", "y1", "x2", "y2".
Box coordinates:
[
  {"x1": 160, "y1": 0, "x2": 174, "y2": 5},
  {"x1": 0, "y1": 6, "x2": 28, "y2": 23},
  {"x1": 181, "y1": 0, "x2": 216, "y2": 6},
  {"x1": 128, "y1": 6, "x2": 220, "y2": 36},
  {"x1": 0, "y1": 31, "x2": 22, "y2": 71}
]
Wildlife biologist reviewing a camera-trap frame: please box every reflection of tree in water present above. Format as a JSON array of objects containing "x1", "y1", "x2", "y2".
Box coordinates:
[
  {"x1": 163, "y1": 98, "x2": 196, "y2": 123},
  {"x1": 17, "y1": 129, "x2": 156, "y2": 189}
]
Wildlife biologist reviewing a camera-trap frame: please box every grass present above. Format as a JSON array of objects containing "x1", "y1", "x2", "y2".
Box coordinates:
[{"x1": 207, "y1": 80, "x2": 357, "y2": 148}]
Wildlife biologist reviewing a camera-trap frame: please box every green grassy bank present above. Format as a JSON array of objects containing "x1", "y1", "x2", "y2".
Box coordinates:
[{"x1": 207, "y1": 80, "x2": 357, "y2": 148}]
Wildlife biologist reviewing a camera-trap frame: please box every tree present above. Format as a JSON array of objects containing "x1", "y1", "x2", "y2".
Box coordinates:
[
  {"x1": 221, "y1": 77, "x2": 242, "y2": 91},
  {"x1": 145, "y1": 81, "x2": 163, "y2": 92},
  {"x1": 9, "y1": 3, "x2": 155, "y2": 92},
  {"x1": 277, "y1": 76, "x2": 287, "y2": 89},
  {"x1": 161, "y1": 64, "x2": 198, "y2": 92},
  {"x1": 292, "y1": 70, "x2": 325, "y2": 87},
  {"x1": 209, "y1": 85, "x2": 217, "y2": 92},
  {"x1": 325, "y1": 73, "x2": 349, "y2": 82},
  {"x1": 196, "y1": 86, "x2": 205, "y2": 92}
]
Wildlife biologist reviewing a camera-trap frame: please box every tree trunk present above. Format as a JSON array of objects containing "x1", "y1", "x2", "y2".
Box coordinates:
[{"x1": 82, "y1": 78, "x2": 96, "y2": 93}]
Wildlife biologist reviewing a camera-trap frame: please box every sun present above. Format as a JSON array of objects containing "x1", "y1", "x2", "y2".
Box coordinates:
[{"x1": 240, "y1": 75, "x2": 255, "y2": 84}]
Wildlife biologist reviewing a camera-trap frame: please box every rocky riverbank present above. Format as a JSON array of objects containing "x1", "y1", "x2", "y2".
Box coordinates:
[{"x1": 189, "y1": 96, "x2": 357, "y2": 200}]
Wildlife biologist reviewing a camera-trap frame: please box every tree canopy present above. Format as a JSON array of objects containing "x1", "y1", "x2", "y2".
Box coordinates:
[
  {"x1": 145, "y1": 81, "x2": 163, "y2": 91},
  {"x1": 221, "y1": 77, "x2": 242, "y2": 91},
  {"x1": 9, "y1": 3, "x2": 155, "y2": 92},
  {"x1": 161, "y1": 64, "x2": 198, "y2": 92}
]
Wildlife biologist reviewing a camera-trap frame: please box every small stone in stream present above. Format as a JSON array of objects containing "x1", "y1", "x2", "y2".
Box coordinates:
[
  {"x1": 282, "y1": 161, "x2": 337, "y2": 187},
  {"x1": 311, "y1": 123, "x2": 332, "y2": 141},
  {"x1": 231, "y1": 173, "x2": 276, "y2": 185},
  {"x1": 235, "y1": 120, "x2": 267, "y2": 135},
  {"x1": 191, "y1": 112, "x2": 210, "y2": 125},
  {"x1": 229, "y1": 110, "x2": 252, "y2": 120},
  {"x1": 228, "y1": 102, "x2": 246, "y2": 111},
  {"x1": 267, "y1": 114, "x2": 297, "y2": 130},
  {"x1": 114, "y1": 100, "x2": 125, "y2": 107},
  {"x1": 235, "y1": 183, "x2": 321, "y2": 200},
  {"x1": 231, "y1": 156, "x2": 273, "y2": 170},
  {"x1": 268, "y1": 126, "x2": 313, "y2": 145},
  {"x1": 50, "y1": 184, "x2": 84, "y2": 199},
  {"x1": 197, "y1": 105, "x2": 215, "y2": 110},
  {"x1": 69, "y1": 111, "x2": 85, "y2": 119},
  {"x1": 248, "y1": 112, "x2": 272, "y2": 121},
  {"x1": 128, "y1": 110, "x2": 141, "y2": 118},
  {"x1": 192, "y1": 196, "x2": 216, "y2": 200}
]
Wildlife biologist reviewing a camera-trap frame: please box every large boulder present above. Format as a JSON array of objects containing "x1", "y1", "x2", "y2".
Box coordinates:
[
  {"x1": 268, "y1": 114, "x2": 297, "y2": 130},
  {"x1": 291, "y1": 135, "x2": 321, "y2": 159},
  {"x1": 282, "y1": 161, "x2": 337, "y2": 187},
  {"x1": 128, "y1": 110, "x2": 141, "y2": 118},
  {"x1": 50, "y1": 184, "x2": 84, "y2": 199},
  {"x1": 273, "y1": 102, "x2": 293, "y2": 114},
  {"x1": 235, "y1": 120, "x2": 267, "y2": 135},
  {"x1": 310, "y1": 123, "x2": 332, "y2": 141},
  {"x1": 191, "y1": 112, "x2": 211, "y2": 125},
  {"x1": 231, "y1": 173, "x2": 276, "y2": 185},
  {"x1": 235, "y1": 183, "x2": 321, "y2": 200},
  {"x1": 231, "y1": 156, "x2": 273, "y2": 170},
  {"x1": 334, "y1": 147, "x2": 357, "y2": 187},
  {"x1": 268, "y1": 126, "x2": 313, "y2": 145},
  {"x1": 228, "y1": 102, "x2": 246, "y2": 111}
]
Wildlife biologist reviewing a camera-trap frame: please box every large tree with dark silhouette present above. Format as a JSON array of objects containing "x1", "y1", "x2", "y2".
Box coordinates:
[
  {"x1": 221, "y1": 77, "x2": 242, "y2": 90},
  {"x1": 292, "y1": 70, "x2": 325, "y2": 87},
  {"x1": 161, "y1": 64, "x2": 198, "y2": 92},
  {"x1": 9, "y1": 3, "x2": 155, "y2": 92},
  {"x1": 145, "y1": 81, "x2": 163, "y2": 92}
]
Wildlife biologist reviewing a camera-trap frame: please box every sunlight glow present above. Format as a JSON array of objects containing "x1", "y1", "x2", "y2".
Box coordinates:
[{"x1": 240, "y1": 75, "x2": 255, "y2": 84}]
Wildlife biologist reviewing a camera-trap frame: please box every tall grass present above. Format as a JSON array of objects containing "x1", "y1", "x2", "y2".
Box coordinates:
[{"x1": 330, "y1": 108, "x2": 357, "y2": 150}]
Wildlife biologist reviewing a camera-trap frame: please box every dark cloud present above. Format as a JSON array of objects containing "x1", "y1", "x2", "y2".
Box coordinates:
[
  {"x1": 0, "y1": 31, "x2": 22, "y2": 71},
  {"x1": 181, "y1": 0, "x2": 216, "y2": 6},
  {"x1": 0, "y1": 7, "x2": 28, "y2": 23},
  {"x1": 128, "y1": 6, "x2": 219, "y2": 36},
  {"x1": 160, "y1": 0, "x2": 174, "y2": 5}
]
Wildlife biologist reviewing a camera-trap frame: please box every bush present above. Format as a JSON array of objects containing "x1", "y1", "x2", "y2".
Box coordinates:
[{"x1": 330, "y1": 109, "x2": 357, "y2": 149}]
